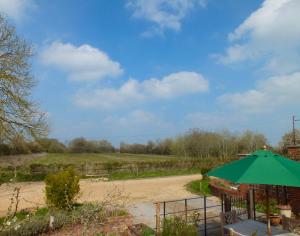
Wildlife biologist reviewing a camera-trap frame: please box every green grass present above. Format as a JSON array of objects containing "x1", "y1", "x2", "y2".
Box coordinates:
[
  {"x1": 185, "y1": 178, "x2": 212, "y2": 196},
  {"x1": 109, "y1": 168, "x2": 201, "y2": 180},
  {"x1": 29, "y1": 153, "x2": 177, "y2": 165}
]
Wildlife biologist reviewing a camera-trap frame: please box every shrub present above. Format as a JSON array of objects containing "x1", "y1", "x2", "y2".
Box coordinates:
[
  {"x1": 161, "y1": 216, "x2": 198, "y2": 236},
  {"x1": 45, "y1": 168, "x2": 80, "y2": 209}
]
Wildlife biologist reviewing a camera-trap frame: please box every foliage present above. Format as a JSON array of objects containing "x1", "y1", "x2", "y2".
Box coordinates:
[
  {"x1": 161, "y1": 216, "x2": 198, "y2": 236},
  {"x1": 186, "y1": 179, "x2": 211, "y2": 196},
  {"x1": 0, "y1": 202, "x2": 127, "y2": 236},
  {"x1": 37, "y1": 138, "x2": 66, "y2": 153},
  {"x1": 68, "y1": 137, "x2": 115, "y2": 153},
  {"x1": 120, "y1": 138, "x2": 173, "y2": 155},
  {"x1": 256, "y1": 198, "x2": 280, "y2": 215},
  {"x1": 0, "y1": 14, "x2": 48, "y2": 142},
  {"x1": 172, "y1": 129, "x2": 267, "y2": 159},
  {"x1": 45, "y1": 168, "x2": 80, "y2": 209},
  {"x1": 142, "y1": 227, "x2": 156, "y2": 236}
]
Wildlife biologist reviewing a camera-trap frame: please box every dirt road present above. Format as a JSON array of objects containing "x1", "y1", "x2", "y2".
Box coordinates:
[{"x1": 0, "y1": 174, "x2": 201, "y2": 216}]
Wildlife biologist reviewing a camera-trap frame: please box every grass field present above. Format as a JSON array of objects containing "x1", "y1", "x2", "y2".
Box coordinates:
[
  {"x1": 0, "y1": 153, "x2": 206, "y2": 183},
  {"x1": 31, "y1": 153, "x2": 178, "y2": 164},
  {"x1": 0, "y1": 153, "x2": 178, "y2": 168},
  {"x1": 0, "y1": 153, "x2": 231, "y2": 183}
]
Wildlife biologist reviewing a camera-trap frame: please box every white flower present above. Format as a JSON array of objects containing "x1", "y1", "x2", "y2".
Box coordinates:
[{"x1": 6, "y1": 221, "x2": 11, "y2": 226}]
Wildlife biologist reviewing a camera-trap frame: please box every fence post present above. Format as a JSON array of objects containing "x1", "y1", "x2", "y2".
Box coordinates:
[
  {"x1": 224, "y1": 194, "x2": 231, "y2": 212},
  {"x1": 163, "y1": 202, "x2": 166, "y2": 219},
  {"x1": 221, "y1": 194, "x2": 224, "y2": 212},
  {"x1": 14, "y1": 167, "x2": 17, "y2": 178},
  {"x1": 184, "y1": 199, "x2": 188, "y2": 222},
  {"x1": 253, "y1": 188, "x2": 256, "y2": 220},
  {"x1": 204, "y1": 195, "x2": 207, "y2": 236},
  {"x1": 155, "y1": 202, "x2": 161, "y2": 235},
  {"x1": 247, "y1": 189, "x2": 254, "y2": 219}
]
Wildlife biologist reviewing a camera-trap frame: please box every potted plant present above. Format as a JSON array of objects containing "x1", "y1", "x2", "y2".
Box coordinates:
[{"x1": 261, "y1": 198, "x2": 281, "y2": 226}]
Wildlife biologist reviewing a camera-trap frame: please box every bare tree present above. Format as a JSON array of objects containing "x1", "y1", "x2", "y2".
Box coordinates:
[{"x1": 0, "y1": 15, "x2": 47, "y2": 141}]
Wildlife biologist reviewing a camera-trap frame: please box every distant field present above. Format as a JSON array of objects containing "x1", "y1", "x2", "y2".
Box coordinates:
[
  {"x1": 32, "y1": 153, "x2": 178, "y2": 164},
  {"x1": 0, "y1": 153, "x2": 231, "y2": 183},
  {"x1": 0, "y1": 153, "x2": 178, "y2": 168}
]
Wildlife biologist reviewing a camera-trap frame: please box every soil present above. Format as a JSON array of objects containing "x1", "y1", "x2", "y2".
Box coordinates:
[{"x1": 0, "y1": 174, "x2": 202, "y2": 216}]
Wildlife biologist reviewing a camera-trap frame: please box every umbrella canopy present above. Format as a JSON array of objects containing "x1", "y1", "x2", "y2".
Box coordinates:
[{"x1": 207, "y1": 150, "x2": 300, "y2": 187}]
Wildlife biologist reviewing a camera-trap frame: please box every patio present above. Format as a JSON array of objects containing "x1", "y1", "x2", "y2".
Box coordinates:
[
  {"x1": 207, "y1": 149, "x2": 300, "y2": 236},
  {"x1": 224, "y1": 219, "x2": 297, "y2": 236}
]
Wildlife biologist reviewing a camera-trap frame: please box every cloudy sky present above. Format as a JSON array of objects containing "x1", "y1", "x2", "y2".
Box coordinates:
[{"x1": 1, "y1": 0, "x2": 299, "y2": 145}]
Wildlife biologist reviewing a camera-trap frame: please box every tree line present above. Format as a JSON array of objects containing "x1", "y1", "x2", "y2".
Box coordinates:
[
  {"x1": 0, "y1": 128, "x2": 299, "y2": 157},
  {"x1": 0, "y1": 137, "x2": 115, "y2": 155},
  {"x1": 120, "y1": 129, "x2": 268, "y2": 158}
]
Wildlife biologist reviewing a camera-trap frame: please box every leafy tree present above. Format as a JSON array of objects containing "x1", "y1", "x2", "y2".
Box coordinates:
[
  {"x1": 68, "y1": 137, "x2": 115, "y2": 153},
  {"x1": 37, "y1": 138, "x2": 66, "y2": 153},
  {"x1": 0, "y1": 15, "x2": 47, "y2": 142}
]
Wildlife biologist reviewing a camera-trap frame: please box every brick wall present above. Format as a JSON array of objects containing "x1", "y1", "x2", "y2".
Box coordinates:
[
  {"x1": 209, "y1": 179, "x2": 248, "y2": 198},
  {"x1": 287, "y1": 187, "x2": 300, "y2": 215},
  {"x1": 287, "y1": 146, "x2": 300, "y2": 159},
  {"x1": 101, "y1": 215, "x2": 133, "y2": 235}
]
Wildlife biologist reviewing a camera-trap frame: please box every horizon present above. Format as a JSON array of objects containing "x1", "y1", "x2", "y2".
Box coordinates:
[{"x1": 1, "y1": 0, "x2": 300, "y2": 146}]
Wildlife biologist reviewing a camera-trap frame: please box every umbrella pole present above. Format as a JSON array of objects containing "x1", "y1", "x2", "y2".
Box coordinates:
[{"x1": 266, "y1": 185, "x2": 271, "y2": 235}]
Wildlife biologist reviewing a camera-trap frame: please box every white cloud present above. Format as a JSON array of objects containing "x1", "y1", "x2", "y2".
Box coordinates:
[
  {"x1": 41, "y1": 42, "x2": 123, "y2": 81},
  {"x1": 75, "y1": 71, "x2": 209, "y2": 109},
  {"x1": 218, "y1": 72, "x2": 300, "y2": 113},
  {"x1": 0, "y1": 0, "x2": 34, "y2": 21},
  {"x1": 126, "y1": 0, "x2": 206, "y2": 36},
  {"x1": 215, "y1": 0, "x2": 300, "y2": 73}
]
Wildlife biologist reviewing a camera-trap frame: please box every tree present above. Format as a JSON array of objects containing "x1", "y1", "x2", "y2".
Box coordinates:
[
  {"x1": 37, "y1": 138, "x2": 66, "y2": 153},
  {"x1": 238, "y1": 130, "x2": 267, "y2": 153},
  {"x1": 279, "y1": 129, "x2": 300, "y2": 152},
  {"x1": 0, "y1": 15, "x2": 47, "y2": 142}
]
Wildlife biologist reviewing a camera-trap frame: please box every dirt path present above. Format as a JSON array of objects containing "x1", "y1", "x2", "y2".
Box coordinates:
[{"x1": 0, "y1": 174, "x2": 201, "y2": 216}]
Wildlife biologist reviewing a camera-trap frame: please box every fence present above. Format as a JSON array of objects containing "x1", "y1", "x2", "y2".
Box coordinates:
[{"x1": 154, "y1": 192, "x2": 252, "y2": 236}]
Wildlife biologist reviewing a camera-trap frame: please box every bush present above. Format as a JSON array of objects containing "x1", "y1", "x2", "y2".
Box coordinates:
[
  {"x1": 161, "y1": 216, "x2": 198, "y2": 236},
  {"x1": 45, "y1": 168, "x2": 80, "y2": 209}
]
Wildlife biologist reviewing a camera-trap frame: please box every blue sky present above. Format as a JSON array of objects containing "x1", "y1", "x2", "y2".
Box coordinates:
[{"x1": 1, "y1": 0, "x2": 300, "y2": 145}]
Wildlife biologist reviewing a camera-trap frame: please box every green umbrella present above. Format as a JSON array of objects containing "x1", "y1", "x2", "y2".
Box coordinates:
[{"x1": 207, "y1": 149, "x2": 300, "y2": 235}]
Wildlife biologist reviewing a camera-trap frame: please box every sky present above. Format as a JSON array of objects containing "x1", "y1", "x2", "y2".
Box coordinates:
[{"x1": 1, "y1": 0, "x2": 300, "y2": 146}]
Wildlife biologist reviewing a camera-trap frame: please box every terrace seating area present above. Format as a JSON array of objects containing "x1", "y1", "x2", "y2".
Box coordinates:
[{"x1": 221, "y1": 210, "x2": 300, "y2": 236}]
